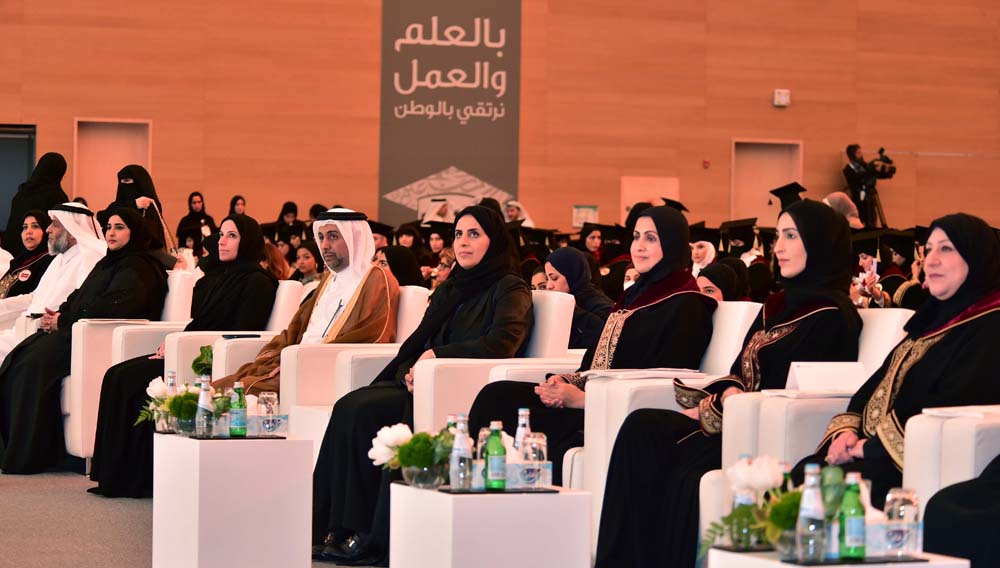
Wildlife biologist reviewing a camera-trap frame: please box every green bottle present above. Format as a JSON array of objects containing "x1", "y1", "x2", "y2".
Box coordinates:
[
  {"x1": 484, "y1": 420, "x2": 506, "y2": 491},
  {"x1": 229, "y1": 381, "x2": 247, "y2": 437},
  {"x1": 839, "y1": 472, "x2": 865, "y2": 559}
]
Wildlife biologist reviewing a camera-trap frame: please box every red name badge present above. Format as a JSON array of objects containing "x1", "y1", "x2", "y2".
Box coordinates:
[{"x1": 18, "y1": 271, "x2": 31, "y2": 282}]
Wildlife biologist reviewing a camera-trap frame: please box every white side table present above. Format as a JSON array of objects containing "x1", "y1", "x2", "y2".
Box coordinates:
[
  {"x1": 390, "y1": 483, "x2": 591, "y2": 568},
  {"x1": 152, "y1": 434, "x2": 312, "y2": 568},
  {"x1": 707, "y1": 549, "x2": 970, "y2": 568}
]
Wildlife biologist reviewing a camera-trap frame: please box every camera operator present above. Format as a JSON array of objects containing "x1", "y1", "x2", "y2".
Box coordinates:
[{"x1": 842, "y1": 144, "x2": 896, "y2": 227}]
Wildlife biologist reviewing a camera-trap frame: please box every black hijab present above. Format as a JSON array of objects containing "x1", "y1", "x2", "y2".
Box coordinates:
[
  {"x1": 278, "y1": 201, "x2": 297, "y2": 223},
  {"x1": 114, "y1": 165, "x2": 159, "y2": 205},
  {"x1": 773, "y1": 199, "x2": 856, "y2": 324},
  {"x1": 102, "y1": 207, "x2": 155, "y2": 264},
  {"x1": 188, "y1": 214, "x2": 277, "y2": 330},
  {"x1": 719, "y1": 257, "x2": 751, "y2": 298},
  {"x1": 5, "y1": 153, "x2": 68, "y2": 257},
  {"x1": 478, "y1": 198, "x2": 504, "y2": 218},
  {"x1": 379, "y1": 246, "x2": 423, "y2": 287},
  {"x1": 624, "y1": 202, "x2": 653, "y2": 233},
  {"x1": 18, "y1": 209, "x2": 51, "y2": 255},
  {"x1": 377, "y1": 206, "x2": 517, "y2": 382},
  {"x1": 548, "y1": 246, "x2": 611, "y2": 311},
  {"x1": 699, "y1": 262, "x2": 740, "y2": 301},
  {"x1": 20, "y1": 153, "x2": 66, "y2": 192},
  {"x1": 903, "y1": 213, "x2": 1000, "y2": 337},
  {"x1": 621, "y1": 206, "x2": 692, "y2": 308},
  {"x1": 229, "y1": 195, "x2": 245, "y2": 216}
]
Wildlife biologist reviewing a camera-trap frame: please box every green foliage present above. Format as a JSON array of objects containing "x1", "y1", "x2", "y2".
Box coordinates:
[
  {"x1": 398, "y1": 432, "x2": 435, "y2": 468},
  {"x1": 191, "y1": 345, "x2": 213, "y2": 376},
  {"x1": 765, "y1": 490, "x2": 802, "y2": 542},
  {"x1": 433, "y1": 426, "x2": 454, "y2": 466},
  {"x1": 134, "y1": 403, "x2": 157, "y2": 426},
  {"x1": 167, "y1": 392, "x2": 200, "y2": 420},
  {"x1": 212, "y1": 394, "x2": 231, "y2": 418}
]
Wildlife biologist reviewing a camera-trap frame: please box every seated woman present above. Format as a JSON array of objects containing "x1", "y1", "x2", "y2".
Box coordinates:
[
  {"x1": 312, "y1": 206, "x2": 534, "y2": 564},
  {"x1": 793, "y1": 213, "x2": 1000, "y2": 510},
  {"x1": 0, "y1": 208, "x2": 169, "y2": 474},
  {"x1": 0, "y1": 210, "x2": 55, "y2": 303},
  {"x1": 89, "y1": 214, "x2": 277, "y2": 497},
  {"x1": 719, "y1": 256, "x2": 752, "y2": 300},
  {"x1": 373, "y1": 245, "x2": 423, "y2": 287},
  {"x1": 697, "y1": 262, "x2": 741, "y2": 301},
  {"x1": 469, "y1": 206, "x2": 719, "y2": 486},
  {"x1": 431, "y1": 247, "x2": 455, "y2": 291},
  {"x1": 292, "y1": 240, "x2": 324, "y2": 295},
  {"x1": 594, "y1": 199, "x2": 862, "y2": 568},
  {"x1": 925, "y1": 455, "x2": 1000, "y2": 568},
  {"x1": 543, "y1": 246, "x2": 614, "y2": 349}
]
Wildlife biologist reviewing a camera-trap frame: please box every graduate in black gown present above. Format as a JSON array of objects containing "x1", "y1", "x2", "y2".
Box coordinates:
[
  {"x1": 89, "y1": 214, "x2": 277, "y2": 497},
  {"x1": 793, "y1": 213, "x2": 1000, "y2": 511},
  {"x1": 696, "y1": 262, "x2": 741, "y2": 302},
  {"x1": 595, "y1": 199, "x2": 862, "y2": 568},
  {"x1": 543, "y1": 246, "x2": 614, "y2": 349},
  {"x1": 0, "y1": 208, "x2": 168, "y2": 474},
  {"x1": 0, "y1": 210, "x2": 54, "y2": 300},
  {"x1": 469, "y1": 206, "x2": 719, "y2": 486},
  {"x1": 313, "y1": 206, "x2": 534, "y2": 564}
]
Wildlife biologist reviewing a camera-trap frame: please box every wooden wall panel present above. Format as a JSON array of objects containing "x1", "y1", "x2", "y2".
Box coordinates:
[{"x1": 2, "y1": 0, "x2": 1000, "y2": 234}]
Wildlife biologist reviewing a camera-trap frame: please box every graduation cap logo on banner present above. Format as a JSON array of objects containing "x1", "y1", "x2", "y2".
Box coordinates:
[{"x1": 769, "y1": 182, "x2": 807, "y2": 210}]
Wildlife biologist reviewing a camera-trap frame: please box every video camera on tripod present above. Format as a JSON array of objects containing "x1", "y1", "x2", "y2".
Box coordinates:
[{"x1": 867, "y1": 147, "x2": 897, "y2": 179}]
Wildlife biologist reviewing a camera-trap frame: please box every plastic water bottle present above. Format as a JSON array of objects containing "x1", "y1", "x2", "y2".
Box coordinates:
[
  {"x1": 796, "y1": 463, "x2": 826, "y2": 562},
  {"x1": 164, "y1": 371, "x2": 177, "y2": 397},
  {"x1": 195, "y1": 383, "x2": 214, "y2": 436},
  {"x1": 514, "y1": 408, "x2": 531, "y2": 450},
  {"x1": 449, "y1": 413, "x2": 474, "y2": 489}
]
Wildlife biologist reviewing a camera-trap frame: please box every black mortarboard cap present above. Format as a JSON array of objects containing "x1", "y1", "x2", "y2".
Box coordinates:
[
  {"x1": 719, "y1": 218, "x2": 757, "y2": 249},
  {"x1": 367, "y1": 220, "x2": 394, "y2": 239},
  {"x1": 520, "y1": 227, "x2": 556, "y2": 247},
  {"x1": 689, "y1": 224, "x2": 721, "y2": 245},
  {"x1": 851, "y1": 230, "x2": 883, "y2": 258},
  {"x1": 661, "y1": 198, "x2": 689, "y2": 213},
  {"x1": 769, "y1": 182, "x2": 807, "y2": 210},
  {"x1": 880, "y1": 229, "x2": 916, "y2": 259},
  {"x1": 912, "y1": 226, "x2": 931, "y2": 247},
  {"x1": 756, "y1": 227, "x2": 778, "y2": 252},
  {"x1": 420, "y1": 221, "x2": 455, "y2": 243}
]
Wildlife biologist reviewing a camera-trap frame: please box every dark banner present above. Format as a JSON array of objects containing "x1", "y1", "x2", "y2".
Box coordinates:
[{"x1": 378, "y1": 1, "x2": 521, "y2": 227}]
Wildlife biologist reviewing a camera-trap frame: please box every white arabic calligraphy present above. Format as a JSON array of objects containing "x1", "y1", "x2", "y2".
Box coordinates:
[
  {"x1": 393, "y1": 100, "x2": 507, "y2": 125},
  {"x1": 394, "y1": 17, "x2": 506, "y2": 52},
  {"x1": 393, "y1": 59, "x2": 507, "y2": 98}
]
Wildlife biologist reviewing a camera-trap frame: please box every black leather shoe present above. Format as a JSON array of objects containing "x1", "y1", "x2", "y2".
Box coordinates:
[
  {"x1": 312, "y1": 532, "x2": 339, "y2": 560},
  {"x1": 321, "y1": 534, "x2": 369, "y2": 563}
]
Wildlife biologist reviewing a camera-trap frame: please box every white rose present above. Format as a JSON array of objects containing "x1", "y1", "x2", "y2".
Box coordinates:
[
  {"x1": 368, "y1": 438, "x2": 396, "y2": 466},
  {"x1": 376, "y1": 423, "x2": 413, "y2": 448},
  {"x1": 748, "y1": 455, "x2": 784, "y2": 492},
  {"x1": 187, "y1": 385, "x2": 201, "y2": 395},
  {"x1": 726, "y1": 457, "x2": 754, "y2": 492},
  {"x1": 146, "y1": 377, "x2": 169, "y2": 399}
]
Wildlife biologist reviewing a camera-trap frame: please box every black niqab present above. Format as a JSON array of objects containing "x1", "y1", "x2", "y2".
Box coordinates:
[{"x1": 903, "y1": 213, "x2": 1000, "y2": 337}]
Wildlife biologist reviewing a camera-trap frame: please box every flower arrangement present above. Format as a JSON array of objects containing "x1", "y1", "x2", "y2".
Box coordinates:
[
  {"x1": 368, "y1": 423, "x2": 453, "y2": 470},
  {"x1": 134, "y1": 377, "x2": 235, "y2": 428}
]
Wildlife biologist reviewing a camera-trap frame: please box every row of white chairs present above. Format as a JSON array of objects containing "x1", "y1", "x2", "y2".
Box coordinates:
[{"x1": 55, "y1": 279, "x2": 1000, "y2": 562}]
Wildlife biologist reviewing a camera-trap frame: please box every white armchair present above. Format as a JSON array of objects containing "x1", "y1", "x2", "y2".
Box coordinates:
[
  {"x1": 163, "y1": 280, "x2": 304, "y2": 386},
  {"x1": 286, "y1": 285, "x2": 430, "y2": 464},
  {"x1": 903, "y1": 409, "x2": 1000, "y2": 508},
  {"x1": 62, "y1": 270, "x2": 199, "y2": 461},
  {"x1": 410, "y1": 290, "x2": 575, "y2": 432}
]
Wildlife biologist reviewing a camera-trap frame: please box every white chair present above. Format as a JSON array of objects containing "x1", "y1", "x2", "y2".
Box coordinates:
[
  {"x1": 162, "y1": 280, "x2": 304, "y2": 386},
  {"x1": 62, "y1": 270, "x2": 199, "y2": 461},
  {"x1": 285, "y1": 285, "x2": 430, "y2": 464},
  {"x1": 903, "y1": 410, "x2": 1000, "y2": 508},
  {"x1": 410, "y1": 290, "x2": 576, "y2": 432},
  {"x1": 559, "y1": 301, "x2": 762, "y2": 491},
  {"x1": 699, "y1": 307, "x2": 915, "y2": 540}
]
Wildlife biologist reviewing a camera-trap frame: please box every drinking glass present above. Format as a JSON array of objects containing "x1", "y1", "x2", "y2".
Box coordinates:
[
  {"x1": 476, "y1": 427, "x2": 491, "y2": 459},
  {"x1": 885, "y1": 488, "x2": 920, "y2": 557},
  {"x1": 258, "y1": 392, "x2": 280, "y2": 434}
]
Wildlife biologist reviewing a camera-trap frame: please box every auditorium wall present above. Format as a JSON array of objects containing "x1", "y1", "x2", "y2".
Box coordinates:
[{"x1": 2, "y1": 0, "x2": 999, "y2": 231}]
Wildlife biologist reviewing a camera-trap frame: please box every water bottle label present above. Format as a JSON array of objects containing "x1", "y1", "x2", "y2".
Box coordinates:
[
  {"x1": 844, "y1": 517, "x2": 865, "y2": 547},
  {"x1": 230, "y1": 409, "x2": 247, "y2": 429},
  {"x1": 486, "y1": 456, "x2": 506, "y2": 480}
]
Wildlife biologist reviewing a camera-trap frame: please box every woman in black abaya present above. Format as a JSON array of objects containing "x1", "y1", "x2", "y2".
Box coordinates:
[
  {"x1": 792, "y1": 213, "x2": 1000, "y2": 511},
  {"x1": 3, "y1": 153, "x2": 69, "y2": 258},
  {"x1": 89, "y1": 214, "x2": 277, "y2": 497},
  {"x1": 312, "y1": 206, "x2": 534, "y2": 564},
  {"x1": 0, "y1": 210, "x2": 54, "y2": 300},
  {"x1": 175, "y1": 191, "x2": 218, "y2": 254},
  {"x1": 0, "y1": 208, "x2": 168, "y2": 474},
  {"x1": 98, "y1": 165, "x2": 176, "y2": 270},
  {"x1": 468, "y1": 206, "x2": 718, "y2": 486},
  {"x1": 594, "y1": 200, "x2": 862, "y2": 568},
  {"x1": 543, "y1": 246, "x2": 614, "y2": 349},
  {"x1": 374, "y1": 245, "x2": 424, "y2": 288}
]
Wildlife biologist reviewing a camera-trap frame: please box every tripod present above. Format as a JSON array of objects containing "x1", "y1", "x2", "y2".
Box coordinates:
[{"x1": 868, "y1": 187, "x2": 888, "y2": 228}]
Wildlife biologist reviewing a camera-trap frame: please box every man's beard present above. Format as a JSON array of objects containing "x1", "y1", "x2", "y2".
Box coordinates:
[
  {"x1": 324, "y1": 254, "x2": 348, "y2": 272},
  {"x1": 48, "y1": 232, "x2": 71, "y2": 255}
]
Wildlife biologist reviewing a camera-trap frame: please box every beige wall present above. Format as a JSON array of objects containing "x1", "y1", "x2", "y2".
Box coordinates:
[{"x1": 2, "y1": 0, "x2": 999, "y2": 233}]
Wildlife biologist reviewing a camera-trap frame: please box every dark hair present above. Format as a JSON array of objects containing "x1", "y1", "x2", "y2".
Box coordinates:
[
  {"x1": 309, "y1": 203, "x2": 327, "y2": 220},
  {"x1": 846, "y1": 144, "x2": 861, "y2": 161}
]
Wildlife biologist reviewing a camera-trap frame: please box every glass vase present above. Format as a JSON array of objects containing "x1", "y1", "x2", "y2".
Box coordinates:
[
  {"x1": 173, "y1": 416, "x2": 196, "y2": 436},
  {"x1": 402, "y1": 465, "x2": 445, "y2": 489}
]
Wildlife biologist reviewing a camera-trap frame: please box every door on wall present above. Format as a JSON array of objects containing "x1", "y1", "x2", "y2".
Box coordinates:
[
  {"x1": 0, "y1": 125, "x2": 37, "y2": 237},
  {"x1": 74, "y1": 119, "x2": 151, "y2": 212},
  {"x1": 731, "y1": 140, "x2": 803, "y2": 225}
]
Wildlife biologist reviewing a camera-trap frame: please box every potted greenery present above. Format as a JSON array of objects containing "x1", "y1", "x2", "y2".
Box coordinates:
[
  {"x1": 191, "y1": 345, "x2": 213, "y2": 380},
  {"x1": 368, "y1": 423, "x2": 453, "y2": 489},
  {"x1": 167, "y1": 391, "x2": 200, "y2": 435}
]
